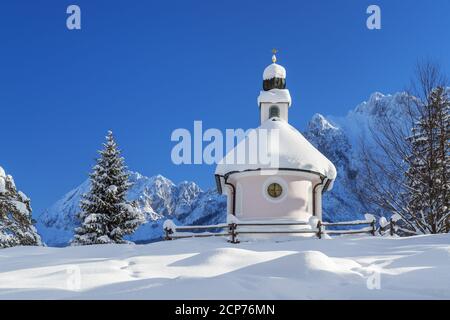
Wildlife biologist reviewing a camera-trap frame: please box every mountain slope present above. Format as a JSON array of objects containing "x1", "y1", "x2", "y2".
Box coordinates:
[{"x1": 304, "y1": 91, "x2": 412, "y2": 222}]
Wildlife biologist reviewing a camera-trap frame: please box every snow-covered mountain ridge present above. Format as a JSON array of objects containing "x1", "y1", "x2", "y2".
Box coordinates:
[{"x1": 36, "y1": 91, "x2": 411, "y2": 246}]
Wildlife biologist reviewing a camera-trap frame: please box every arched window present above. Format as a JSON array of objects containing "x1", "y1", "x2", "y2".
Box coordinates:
[{"x1": 269, "y1": 105, "x2": 280, "y2": 118}]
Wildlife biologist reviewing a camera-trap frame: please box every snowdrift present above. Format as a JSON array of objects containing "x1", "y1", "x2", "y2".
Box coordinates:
[{"x1": 0, "y1": 234, "x2": 449, "y2": 299}]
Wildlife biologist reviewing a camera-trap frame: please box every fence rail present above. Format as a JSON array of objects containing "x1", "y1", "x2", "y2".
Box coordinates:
[
  {"x1": 172, "y1": 224, "x2": 229, "y2": 231},
  {"x1": 164, "y1": 217, "x2": 397, "y2": 243},
  {"x1": 168, "y1": 232, "x2": 230, "y2": 239}
]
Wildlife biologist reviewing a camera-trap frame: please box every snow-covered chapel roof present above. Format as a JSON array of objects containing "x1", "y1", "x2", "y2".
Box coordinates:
[{"x1": 215, "y1": 119, "x2": 337, "y2": 184}]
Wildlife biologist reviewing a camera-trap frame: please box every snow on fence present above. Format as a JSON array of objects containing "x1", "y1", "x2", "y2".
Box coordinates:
[{"x1": 163, "y1": 216, "x2": 399, "y2": 243}]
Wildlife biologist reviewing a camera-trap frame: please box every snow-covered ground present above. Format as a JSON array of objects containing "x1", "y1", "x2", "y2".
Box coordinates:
[{"x1": 0, "y1": 234, "x2": 449, "y2": 300}]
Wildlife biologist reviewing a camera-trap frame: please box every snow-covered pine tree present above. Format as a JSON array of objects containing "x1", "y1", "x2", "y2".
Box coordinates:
[
  {"x1": 0, "y1": 166, "x2": 42, "y2": 248},
  {"x1": 405, "y1": 87, "x2": 450, "y2": 234},
  {"x1": 71, "y1": 131, "x2": 144, "y2": 245}
]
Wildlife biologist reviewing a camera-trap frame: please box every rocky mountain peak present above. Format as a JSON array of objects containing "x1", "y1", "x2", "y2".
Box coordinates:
[
  {"x1": 353, "y1": 91, "x2": 411, "y2": 118},
  {"x1": 308, "y1": 113, "x2": 339, "y2": 132}
]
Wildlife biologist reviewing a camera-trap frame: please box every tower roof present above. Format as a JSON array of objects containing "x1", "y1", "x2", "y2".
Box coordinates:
[
  {"x1": 263, "y1": 49, "x2": 286, "y2": 80},
  {"x1": 263, "y1": 63, "x2": 286, "y2": 80},
  {"x1": 259, "y1": 51, "x2": 290, "y2": 104}
]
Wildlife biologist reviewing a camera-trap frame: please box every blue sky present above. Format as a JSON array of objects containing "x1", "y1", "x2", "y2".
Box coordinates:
[{"x1": 1, "y1": 0, "x2": 449, "y2": 214}]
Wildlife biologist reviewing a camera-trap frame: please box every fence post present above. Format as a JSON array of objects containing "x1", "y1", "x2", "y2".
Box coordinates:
[
  {"x1": 316, "y1": 221, "x2": 323, "y2": 239},
  {"x1": 228, "y1": 223, "x2": 240, "y2": 244},
  {"x1": 164, "y1": 228, "x2": 173, "y2": 241},
  {"x1": 370, "y1": 220, "x2": 376, "y2": 236},
  {"x1": 390, "y1": 219, "x2": 395, "y2": 236}
]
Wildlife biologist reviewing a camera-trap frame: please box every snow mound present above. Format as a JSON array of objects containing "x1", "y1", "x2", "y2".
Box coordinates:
[
  {"x1": 169, "y1": 247, "x2": 289, "y2": 276},
  {"x1": 302, "y1": 251, "x2": 361, "y2": 272},
  {"x1": 162, "y1": 219, "x2": 177, "y2": 233}
]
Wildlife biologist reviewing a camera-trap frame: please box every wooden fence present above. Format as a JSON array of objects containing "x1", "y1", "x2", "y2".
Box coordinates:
[{"x1": 164, "y1": 218, "x2": 398, "y2": 243}]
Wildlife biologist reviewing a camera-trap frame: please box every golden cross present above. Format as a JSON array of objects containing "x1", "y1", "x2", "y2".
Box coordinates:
[{"x1": 272, "y1": 48, "x2": 278, "y2": 55}]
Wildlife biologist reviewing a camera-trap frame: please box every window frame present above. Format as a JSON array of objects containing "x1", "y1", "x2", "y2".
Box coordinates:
[
  {"x1": 262, "y1": 177, "x2": 288, "y2": 203},
  {"x1": 267, "y1": 182, "x2": 283, "y2": 198}
]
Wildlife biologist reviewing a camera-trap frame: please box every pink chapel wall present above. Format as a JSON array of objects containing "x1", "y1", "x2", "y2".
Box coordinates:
[{"x1": 232, "y1": 174, "x2": 320, "y2": 221}]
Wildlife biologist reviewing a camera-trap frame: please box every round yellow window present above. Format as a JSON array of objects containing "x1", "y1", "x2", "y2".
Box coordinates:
[{"x1": 267, "y1": 183, "x2": 283, "y2": 198}]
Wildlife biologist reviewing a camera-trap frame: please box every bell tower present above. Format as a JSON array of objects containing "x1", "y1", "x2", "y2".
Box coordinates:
[{"x1": 257, "y1": 49, "x2": 292, "y2": 124}]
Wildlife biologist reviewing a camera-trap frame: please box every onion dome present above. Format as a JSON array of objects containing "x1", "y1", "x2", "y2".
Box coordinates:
[{"x1": 262, "y1": 50, "x2": 287, "y2": 91}]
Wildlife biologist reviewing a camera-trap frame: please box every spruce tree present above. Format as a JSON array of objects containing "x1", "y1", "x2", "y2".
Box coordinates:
[
  {"x1": 405, "y1": 87, "x2": 450, "y2": 234},
  {"x1": 0, "y1": 167, "x2": 42, "y2": 248},
  {"x1": 71, "y1": 131, "x2": 144, "y2": 245}
]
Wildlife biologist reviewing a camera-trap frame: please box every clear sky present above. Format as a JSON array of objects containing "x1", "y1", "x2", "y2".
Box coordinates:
[{"x1": 1, "y1": 0, "x2": 449, "y2": 215}]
